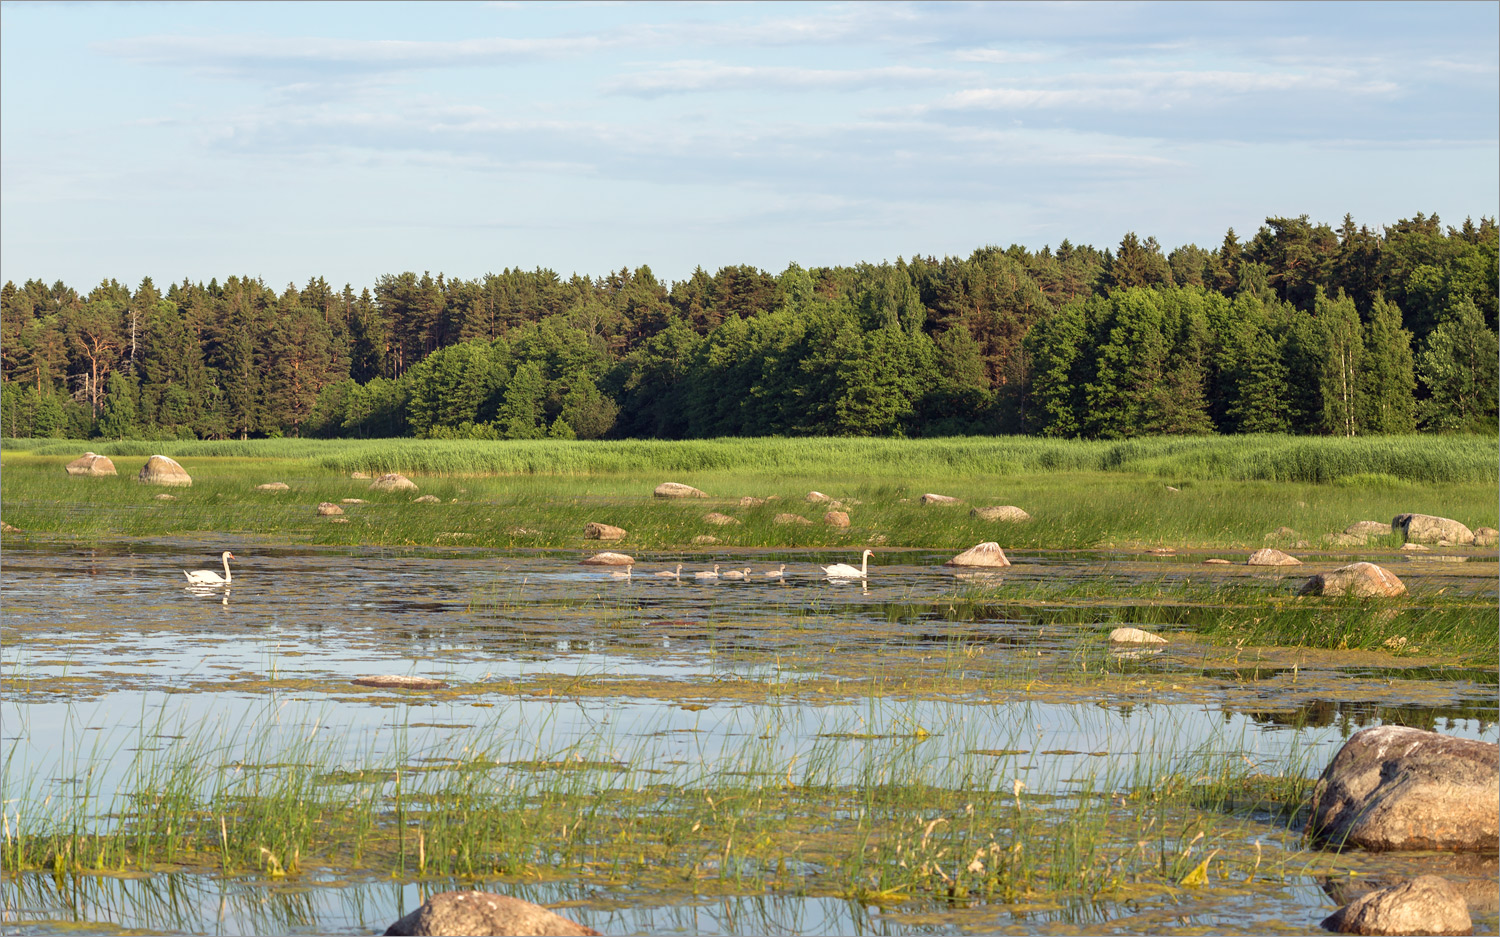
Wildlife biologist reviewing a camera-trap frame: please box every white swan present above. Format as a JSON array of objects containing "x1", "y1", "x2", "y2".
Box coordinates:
[
  {"x1": 693, "y1": 565, "x2": 720, "y2": 580},
  {"x1": 609, "y1": 566, "x2": 633, "y2": 580},
  {"x1": 720, "y1": 567, "x2": 752, "y2": 580},
  {"x1": 821, "y1": 549, "x2": 873, "y2": 579},
  {"x1": 654, "y1": 564, "x2": 683, "y2": 579},
  {"x1": 184, "y1": 551, "x2": 234, "y2": 585},
  {"x1": 763, "y1": 564, "x2": 786, "y2": 579}
]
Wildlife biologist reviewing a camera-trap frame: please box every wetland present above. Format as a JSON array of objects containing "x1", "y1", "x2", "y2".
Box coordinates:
[{"x1": 1, "y1": 437, "x2": 1496, "y2": 935}]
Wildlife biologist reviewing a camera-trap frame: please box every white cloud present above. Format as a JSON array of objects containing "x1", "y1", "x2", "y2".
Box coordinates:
[{"x1": 604, "y1": 61, "x2": 970, "y2": 97}]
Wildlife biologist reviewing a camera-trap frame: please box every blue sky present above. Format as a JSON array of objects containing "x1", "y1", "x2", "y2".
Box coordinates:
[{"x1": 2, "y1": 1, "x2": 1496, "y2": 291}]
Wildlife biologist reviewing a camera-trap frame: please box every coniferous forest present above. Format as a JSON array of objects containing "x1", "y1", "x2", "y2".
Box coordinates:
[{"x1": 3, "y1": 213, "x2": 1496, "y2": 442}]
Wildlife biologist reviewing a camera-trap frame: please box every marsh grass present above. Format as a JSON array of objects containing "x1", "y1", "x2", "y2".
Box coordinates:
[
  {"x1": 2, "y1": 442, "x2": 1495, "y2": 550},
  {"x1": 2, "y1": 698, "x2": 1324, "y2": 909}
]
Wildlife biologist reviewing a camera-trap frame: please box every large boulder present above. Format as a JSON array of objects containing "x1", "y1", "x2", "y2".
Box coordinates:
[
  {"x1": 1248, "y1": 548, "x2": 1301, "y2": 566},
  {"x1": 384, "y1": 891, "x2": 599, "y2": 936},
  {"x1": 65, "y1": 452, "x2": 116, "y2": 476},
  {"x1": 370, "y1": 473, "x2": 418, "y2": 492},
  {"x1": 583, "y1": 522, "x2": 626, "y2": 540},
  {"x1": 1300, "y1": 562, "x2": 1406, "y2": 598},
  {"x1": 1393, "y1": 514, "x2": 1475, "y2": 546},
  {"x1": 580, "y1": 552, "x2": 633, "y2": 566},
  {"x1": 1321, "y1": 875, "x2": 1472, "y2": 936},
  {"x1": 1309, "y1": 725, "x2": 1499, "y2": 853},
  {"x1": 945, "y1": 542, "x2": 1010, "y2": 568},
  {"x1": 972, "y1": 505, "x2": 1030, "y2": 522},
  {"x1": 921, "y1": 493, "x2": 961, "y2": 505},
  {"x1": 138, "y1": 454, "x2": 192, "y2": 487},
  {"x1": 654, "y1": 482, "x2": 707, "y2": 499}
]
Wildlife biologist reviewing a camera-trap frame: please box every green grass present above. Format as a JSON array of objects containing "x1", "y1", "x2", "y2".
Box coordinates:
[{"x1": 2, "y1": 437, "x2": 1496, "y2": 549}]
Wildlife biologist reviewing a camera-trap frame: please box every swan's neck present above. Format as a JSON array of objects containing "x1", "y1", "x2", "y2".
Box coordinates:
[
  {"x1": 222, "y1": 555, "x2": 232, "y2": 582},
  {"x1": 861, "y1": 553, "x2": 868, "y2": 576}
]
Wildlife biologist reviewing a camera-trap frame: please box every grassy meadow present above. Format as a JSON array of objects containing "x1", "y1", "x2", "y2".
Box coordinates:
[{"x1": 1, "y1": 434, "x2": 1495, "y2": 551}]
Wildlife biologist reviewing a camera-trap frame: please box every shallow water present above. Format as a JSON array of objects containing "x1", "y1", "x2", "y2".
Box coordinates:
[{"x1": 2, "y1": 540, "x2": 1496, "y2": 935}]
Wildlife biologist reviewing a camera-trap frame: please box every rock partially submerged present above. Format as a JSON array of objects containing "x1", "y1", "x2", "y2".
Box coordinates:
[
  {"x1": 1309, "y1": 725, "x2": 1499, "y2": 853},
  {"x1": 65, "y1": 452, "x2": 116, "y2": 476},
  {"x1": 921, "y1": 493, "x2": 961, "y2": 505},
  {"x1": 1203, "y1": 558, "x2": 1232, "y2": 565},
  {"x1": 1299, "y1": 562, "x2": 1406, "y2": 598},
  {"x1": 384, "y1": 890, "x2": 600, "y2": 936},
  {"x1": 1321, "y1": 875, "x2": 1472, "y2": 936},
  {"x1": 972, "y1": 505, "x2": 1031, "y2": 522},
  {"x1": 317, "y1": 502, "x2": 344, "y2": 516},
  {"x1": 1474, "y1": 527, "x2": 1499, "y2": 548},
  {"x1": 945, "y1": 542, "x2": 1010, "y2": 568},
  {"x1": 580, "y1": 552, "x2": 634, "y2": 566},
  {"x1": 353, "y1": 675, "x2": 447, "y2": 690},
  {"x1": 583, "y1": 522, "x2": 627, "y2": 540},
  {"x1": 1393, "y1": 514, "x2": 1475, "y2": 546},
  {"x1": 1109, "y1": 627, "x2": 1166, "y2": 645},
  {"x1": 654, "y1": 482, "x2": 707, "y2": 499},
  {"x1": 1248, "y1": 548, "x2": 1301, "y2": 566},
  {"x1": 138, "y1": 454, "x2": 192, "y2": 487},
  {"x1": 370, "y1": 473, "x2": 418, "y2": 492}
]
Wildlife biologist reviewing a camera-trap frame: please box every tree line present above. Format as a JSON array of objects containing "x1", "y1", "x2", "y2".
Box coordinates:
[{"x1": 2, "y1": 213, "x2": 1496, "y2": 442}]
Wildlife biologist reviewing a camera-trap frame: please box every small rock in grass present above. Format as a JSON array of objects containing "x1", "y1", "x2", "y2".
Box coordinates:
[
  {"x1": 255, "y1": 482, "x2": 289, "y2": 491},
  {"x1": 921, "y1": 493, "x2": 961, "y2": 505},
  {"x1": 824, "y1": 510, "x2": 850, "y2": 528},
  {"x1": 1202, "y1": 558, "x2": 1232, "y2": 565},
  {"x1": 154, "y1": 493, "x2": 177, "y2": 501},
  {"x1": 1109, "y1": 627, "x2": 1167, "y2": 645},
  {"x1": 1165, "y1": 485, "x2": 1180, "y2": 492},
  {"x1": 1473, "y1": 527, "x2": 1498, "y2": 548},
  {"x1": 350, "y1": 471, "x2": 371, "y2": 479},
  {"x1": 702, "y1": 513, "x2": 740, "y2": 526},
  {"x1": 654, "y1": 481, "x2": 707, "y2": 499},
  {"x1": 583, "y1": 522, "x2": 626, "y2": 540},
  {"x1": 1400, "y1": 542, "x2": 1430, "y2": 552},
  {"x1": 370, "y1": 473, "x2": 417, "y2": 492},
  {"x1": 1393, "y1": 513, "x2": 1476, "y2": 546},
  {"x1": 509, "y1": 527, "x2": 539, "y2": 535},
  {"x1": 739, "y1": 496, "x2": 767, "y2": 507},
  {"x1": 805, "y1": 491, "x2": 834, "y2": 503},
  {"x1": 945, "y1": 542, "x2": 1010, "y2": 568},
  {"x1": 413, "y1": 494, "x2": 440, "y2": 503},
  {"x1": 138, "y1": 454, "x2": 192, "y2": 487},
  {"x1": 65, "y1": 452, "x2": 117, "y2": 476},
  {"x1": 773, "y1": 513, "x2": 812, "y2": 526},
  {"x1": 0, "y1": 521, "x2": 19, "y2": 532},
  {"x1": 1248, "y1": 548, "x2": 1301, "y2": 566},
  {"x1": 353, "y1": 675, "x2": 446, "y2": 690},
  {"x1": 1321, "y1": 875, "x2": 1472, "y2": 936},
  {"x1": 581, "y1": 552, "x2": 634, "y2": 566},
  {"x1": 1264, "y1": 526, "x2": 1300, "y2": 540},
  {"x1": 691, "y1": 535, "x2": 719, "y2": 545},
  {"x1": 317, "y1": 502, "x2": 344, "y2": 516},
  {"x1": 1345, "y1": 520, "x2": 1392, "y2": 538},
  {"x1": 383, "y1": 890, "x2": 600, "y2": 937},
  {"x1": 1299, "y1": 562, "x2": 1406, "y2": 597},
  {"x1": 329, "y1": 517, "x2": 350, "y2": 524},
  {"x1": 972, "y1": 505, "x2": 1031, "y2": 522},
  {"x1": 1309, "y1": 725, "x2": 1498, "y2": 853},
  {"x1": 341, "y1": 498, "x2": 367, "y2": 504}
]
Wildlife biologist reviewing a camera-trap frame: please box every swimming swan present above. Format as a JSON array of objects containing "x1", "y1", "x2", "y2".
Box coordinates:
[
  {"x1": 821, "y1": 550, "x2": 873, "y2": 579},
  {"x1": 720, "y1": 567, "x2": 753, "y2": 580},
  {"x1": 184, "y1": 551, "x2": 234, "y2": 585},
  {"x1": 763, "y1": 564, "x2": 786, "y2": 579},
  {"x1": 654, "y1": 564, "x2": 683, "y2": 579},
  {"x1": 693, "y1": 565, "x2": 720, "y2": 580}
]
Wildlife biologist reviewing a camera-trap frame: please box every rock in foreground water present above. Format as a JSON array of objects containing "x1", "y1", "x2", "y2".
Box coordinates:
[
  {"x1": 945, "y1": 542, "x2": 1010, "y2": 567},
  {"x1": 1321, "y1": 875, "x2": 1472, "y2": 935},
  {"x1": 1109, "y1": 627, "x2": 1166, "y2": 644},
  {"x1": 384, "y1": 891, "x2": 599, "y2": 936},
  {"x1": 581, "y1": 552, "x2": 634, "y2": 566},
  {"x1": 1247, "y1": 548, "x2": 1301, "y2": 566},
  {"x1": 1299, "y1": 562, "x2": 1406, "y2": 598},
  {"x1": 1309, "y1": 725, "x2": 1499, "y2": 853}
]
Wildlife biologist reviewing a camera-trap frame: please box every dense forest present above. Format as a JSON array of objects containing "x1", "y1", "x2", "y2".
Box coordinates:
[{"x1": 3, "y1": 213, "x2": 1496, "y2": 442}]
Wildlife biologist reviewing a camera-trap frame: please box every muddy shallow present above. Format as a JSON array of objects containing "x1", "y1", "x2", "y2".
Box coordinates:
[{"x1": 2, "y1": 540, "x2": 1496, "y2": 935}]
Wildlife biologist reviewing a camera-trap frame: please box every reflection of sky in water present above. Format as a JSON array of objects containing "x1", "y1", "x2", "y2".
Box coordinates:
[{"x1": 3, "y1": 544, "x2": 1497, "y2": 935}]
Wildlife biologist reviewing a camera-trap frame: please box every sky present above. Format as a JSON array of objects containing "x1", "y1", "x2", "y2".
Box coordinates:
[{"x1": 2, "y1": 1, "x2": 1496, "y2": 292}]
